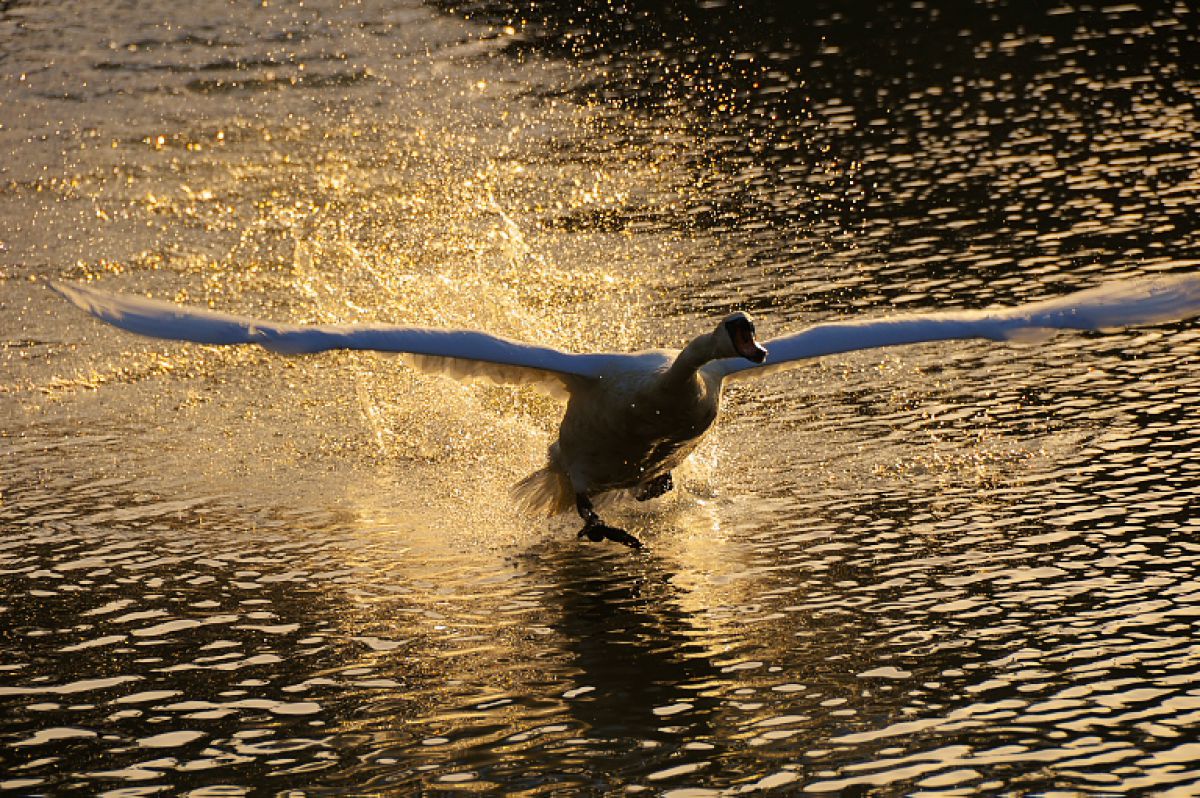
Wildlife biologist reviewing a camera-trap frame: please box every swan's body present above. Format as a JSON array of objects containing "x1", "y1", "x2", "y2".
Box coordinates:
[
  {"x1": 528, "y1": 349, "x2": 723, "y2": 513},
  {"x1": 52, "y1": 274, "x2": 1200, "y2": 547}
]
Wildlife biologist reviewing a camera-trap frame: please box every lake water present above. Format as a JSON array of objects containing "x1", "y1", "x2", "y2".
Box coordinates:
[{"x1": 3, "y1": 0, "x2": 1200, "y2": 793}]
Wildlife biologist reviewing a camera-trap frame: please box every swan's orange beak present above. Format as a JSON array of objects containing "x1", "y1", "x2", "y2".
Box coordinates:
[{"x1": 730, "y1": 321, "x2": 768, "y2": 364}]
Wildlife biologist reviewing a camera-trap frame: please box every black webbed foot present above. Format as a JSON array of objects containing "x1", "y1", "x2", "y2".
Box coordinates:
[
  {"x1": 574, "y1": 492, "x2": 643, "y2": 549},
  {"x1": 577, "y1": 524, "x2": 606, "y2": 542},
  {"x1": 634, "y1": 473, "x2": 673, "y2": 502},
  {"x1": 577, "y1": 522, "x2": 643, "y2": 549}
]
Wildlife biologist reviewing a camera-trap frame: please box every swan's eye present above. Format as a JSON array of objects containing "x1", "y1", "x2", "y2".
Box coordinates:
[{"x1": 724, "y1": 317, "x2": 755, "y2": 340}]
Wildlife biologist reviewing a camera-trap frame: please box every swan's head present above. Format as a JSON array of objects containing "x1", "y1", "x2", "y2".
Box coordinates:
[{"x1": 718, "y1": 312, "x2": 768, "y2": 364}]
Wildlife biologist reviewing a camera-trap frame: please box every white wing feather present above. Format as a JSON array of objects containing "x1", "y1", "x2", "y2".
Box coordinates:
[
  {"x1": 51, "y1": 281, "x2": 608, "y2": 398},
  {"x1": 713, "y1": 274, "x2": 1200, "y2": 380}
]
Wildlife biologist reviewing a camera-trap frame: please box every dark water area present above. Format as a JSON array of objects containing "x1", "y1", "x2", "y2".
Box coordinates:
[
  {"x1": 3, "y1": 0, "x2": 1200, "y2": 794},
  {"x1": 446, "y1": 0, "x2": 1199, "y2": 314}
]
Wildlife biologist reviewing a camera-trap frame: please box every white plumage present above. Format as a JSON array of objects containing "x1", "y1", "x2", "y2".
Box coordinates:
[{"x1": 52, "y1": 274, "x2": 1200, "y2": 547}]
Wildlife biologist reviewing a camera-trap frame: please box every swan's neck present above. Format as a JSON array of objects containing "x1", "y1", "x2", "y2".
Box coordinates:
[{"x1": 662, "y1": 332, "x2": 719, "y2": 391}]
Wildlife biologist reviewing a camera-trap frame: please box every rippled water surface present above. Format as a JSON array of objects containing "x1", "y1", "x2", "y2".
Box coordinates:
[{"x1": 3, "y1": 0, "x2": 1200, "y2": 793}]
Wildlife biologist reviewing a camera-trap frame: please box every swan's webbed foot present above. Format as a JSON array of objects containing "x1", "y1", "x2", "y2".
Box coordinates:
[
  {"x1": 575, "y1": 494, "x2": 643, "y2": 550},
  {"x1": 634, "y1": 472, "x2": 673, "y2": 501},
  {"x1": 576, "y1": 522, "x2": 643, "y2": 549}
]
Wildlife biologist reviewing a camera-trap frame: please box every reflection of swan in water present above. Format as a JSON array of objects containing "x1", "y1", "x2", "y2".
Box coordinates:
[{"x1": 53, "y1": 275, "x2": 1200, "y2": 548}]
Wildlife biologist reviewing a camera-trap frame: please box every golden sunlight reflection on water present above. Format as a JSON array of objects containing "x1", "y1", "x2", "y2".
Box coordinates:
[{"x1": 3, "y1": 0, "x2": 1200, "y2": 793}]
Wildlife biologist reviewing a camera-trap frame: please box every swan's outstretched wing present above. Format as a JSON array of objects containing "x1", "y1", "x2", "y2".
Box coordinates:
[
  {"x1": 51, "y1": 281, "x2": 608, "y2": 397},
  {"x1": 714, "y1": 274, "x2": 1200, "y2": 381}
]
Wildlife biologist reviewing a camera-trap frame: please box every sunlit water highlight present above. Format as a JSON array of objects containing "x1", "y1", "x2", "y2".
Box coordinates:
[{"x1": 3, "y1": 0, "x2": 1200, "y2": 793}]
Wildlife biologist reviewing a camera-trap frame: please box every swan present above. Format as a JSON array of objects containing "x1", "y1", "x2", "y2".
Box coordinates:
[{"x1": 52, "y1": 274, "x2": 1200, "y2": 548}]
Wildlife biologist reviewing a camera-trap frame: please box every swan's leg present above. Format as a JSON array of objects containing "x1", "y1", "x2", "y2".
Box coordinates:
[
  {"x1": 634, "y1": 472, "x2": 673, "y2": 501},
  {"x1": 575, "y1": 494, "x2": 642, "y2": 549}
]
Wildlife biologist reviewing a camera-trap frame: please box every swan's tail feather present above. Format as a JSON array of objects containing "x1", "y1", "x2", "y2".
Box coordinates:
[{"x1": 512, "y1": 464, "x2": 574, "y2": 517}]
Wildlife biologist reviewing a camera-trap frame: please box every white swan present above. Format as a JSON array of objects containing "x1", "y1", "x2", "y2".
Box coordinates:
[{"x1": 52, "y1": 275, "x2": 1200, "y2": 548}]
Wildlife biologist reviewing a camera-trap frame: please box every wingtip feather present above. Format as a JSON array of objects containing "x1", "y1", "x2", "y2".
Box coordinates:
[
  {"x1": 1018, "y1": 273, "x2": 1200, "y2": 332},
  {"x1": 48, "y1": 280, "x2": 94, "y2": 313}
]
